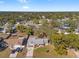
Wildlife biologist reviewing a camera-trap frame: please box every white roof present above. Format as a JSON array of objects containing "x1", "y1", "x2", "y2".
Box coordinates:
[
  {"x1": 13, "y1": 45, "x2": 24, "y2": 49},
  {"x1": 64, "y1": 32, "x2": 70, "y2": 35}
]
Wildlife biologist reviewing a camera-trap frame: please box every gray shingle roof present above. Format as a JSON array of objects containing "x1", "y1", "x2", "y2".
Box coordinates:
[{"x1": 27, "y1": 37, "x2": 48, "y2": 45}]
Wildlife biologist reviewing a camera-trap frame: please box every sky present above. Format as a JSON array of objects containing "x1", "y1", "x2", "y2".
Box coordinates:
[{"x1": 0, "y1": 0, "x2": 79, "y2": 11}]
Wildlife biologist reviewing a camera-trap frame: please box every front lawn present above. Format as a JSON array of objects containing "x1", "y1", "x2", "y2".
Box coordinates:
[
  {"x1": 16, "y1": 47, "x2": 27, "y2": 58},
  {"x1": 0, "y1": 48, "x2": 11, "y2": 58},
  {"x1": 33, "y1": 45, "x2": 76, "y2": 58}
]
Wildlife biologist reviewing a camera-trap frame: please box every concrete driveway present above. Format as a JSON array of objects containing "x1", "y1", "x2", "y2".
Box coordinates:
[{"x1": 26, "y1": 44, "x2": 34, "y2": 58}]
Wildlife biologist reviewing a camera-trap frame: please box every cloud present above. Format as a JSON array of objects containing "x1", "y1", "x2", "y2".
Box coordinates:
[
  {"x1": 0, "y1": 1, "x2": 4, "y2": 4},
  {"x1": 23, "y1": 6, "x2": 29, "y2": 9},
  {"x1": 17, "y1": 0, "x2": 29, "y2": 9},
  {"x1": 17, "y1": 0, "x2": 28, "y2": 3}
]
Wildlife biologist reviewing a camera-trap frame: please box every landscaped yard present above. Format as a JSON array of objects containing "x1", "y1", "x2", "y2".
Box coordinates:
[{"x1": 33, "y1": 45, "x2": 76, "y2": 58}]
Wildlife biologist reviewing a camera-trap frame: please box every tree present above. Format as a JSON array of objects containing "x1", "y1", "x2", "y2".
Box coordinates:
[
  {"x1": 16, "y1": 24, "x2": 25, "y2": 32},
  {"x1": 51, "y1": 33, "x2": 68, "y2": 55},
  {"x1": 50, "y1": 20, "x2": 61, "y2": 28},
  {"x1": 51, "y1": 33, "x2": 79, "y2": 55},
  {"x1": 33, "y1": 19, "x2": 39, "y2": 24},
  {"x1": 16, "y1": 24, "x2": 34, "y2": 35},
  {"x1": 64, "y1": 19, "x2": 77, "y2": 32},
  {"x1": 8, "y1": 19, "x2": 16, "y2": 25},
  {"x1": 63, "y1": 34, "x2": 79, "y2": 50}
]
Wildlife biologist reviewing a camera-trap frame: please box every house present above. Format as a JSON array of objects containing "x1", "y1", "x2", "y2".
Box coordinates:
[
  {"x1": 0, "y1": 37, "x2": 8, "y2": 51},
  {"x1": 3, "y1": 23, "x2": 9, "y2": 33},
  {"x1": 0, "y1": 23, "x2": 11, "y2": 33},
  {"x1": 58, "y1": 18, "x2": 70, "y2": 29},
  {"x1": 74, "y1": 29, "x2": 79, "y2": 34},
  {"x1": 62, "y1": 24, "x2": 70, "y2": 29},
  {"x1": 34, "y1": 38, "x2": 48, "y2": 45},
  {"x1": 25, "y1": 21, "x2": 34, "y2": 26},
  {"x1": 27, "y1": 37, "x2": 48, "y2": 46},
  {"x1": 42, "y1": 16, "x2": 46, "y2": 19},
  {"x1": 64, "y1": 32, "x2": 70, "y2": 35},
  {"x1": 46, "y1": 19, "x2": 52, "y2": 23},
  {"x1": 0, "y1": 28, "x2": 4, "y2": 33},
  {"x1": 11, "y1": 25, "x2": 17, "y2": 34},
  {"x1": 0, "y1": 23, "x2": 7, "y2": 33}
]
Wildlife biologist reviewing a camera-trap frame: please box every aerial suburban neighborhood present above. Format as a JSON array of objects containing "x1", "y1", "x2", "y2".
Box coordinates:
[{"x1": 0, "y1": 12, "x2": 79, "y2": 58}]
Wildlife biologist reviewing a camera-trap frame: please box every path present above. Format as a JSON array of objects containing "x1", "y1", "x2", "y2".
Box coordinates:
[
  {"x1": 26, "y1": 45, "x2": 34, "y2": 58},
  {"x1": 25, "y1": 36, "x2": 35, "y2": 58}
]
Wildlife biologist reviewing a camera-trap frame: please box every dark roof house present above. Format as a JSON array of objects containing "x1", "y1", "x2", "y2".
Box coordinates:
[
  {"x1": 0, "y1": 28, "x2": 4, "y2": 32},
  {"x1": 0, "y1": 37, "x2": 8, "y2": 51}
]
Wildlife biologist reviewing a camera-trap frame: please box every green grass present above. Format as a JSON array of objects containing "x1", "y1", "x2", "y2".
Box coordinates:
[
  {"x1": 35, "y1": 47, "x2": 47, "y2": 52},
  {"x1": 0, "y1": 47, "x2": 27, "y2": 58},
  {"x1": 33, "y1": 45, "x2": 76, "y2": 58},
  {"x1": 33, "y1": 45, "x2": 58, "y2": 58}
]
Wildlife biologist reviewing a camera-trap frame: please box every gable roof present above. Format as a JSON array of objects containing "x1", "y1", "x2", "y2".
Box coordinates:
[{"x1": 27, "y1": 37, "x2": 48, "y2": 45}]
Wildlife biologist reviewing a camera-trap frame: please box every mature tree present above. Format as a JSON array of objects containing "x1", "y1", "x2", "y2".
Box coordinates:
[
  {"x1": 51, "y1": 33, "x2": 67, "y2": 55},
  {"x1": 63, "y1": 34, "x2": 79, "y2": 50},
  {"x1": 64, "y1": 19, "x2": 77, "y2": 32},
  {"x1": 51, "y1": 33, "x2": 79, "y2": 55},
  {"x1": 16, "y1": 24, "x2": 26, "y2": 33}
]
